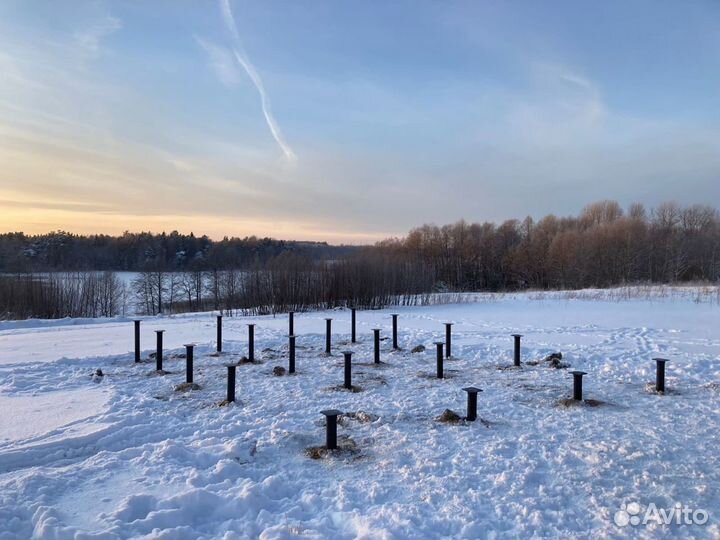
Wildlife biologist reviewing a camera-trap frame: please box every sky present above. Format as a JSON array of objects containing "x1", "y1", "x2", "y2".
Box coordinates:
[{"x1": 0, "y1": 1, "x2": 718, "y2": 244}]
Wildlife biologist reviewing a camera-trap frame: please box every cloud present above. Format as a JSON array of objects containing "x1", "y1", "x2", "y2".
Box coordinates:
[
  {"x1": 74, "y1": 15, "x2": 122, "y2": 56},
  {"x1": 2, "y1": 99, "x2": 719, "y2": 244},
  {"x1": 499, "y1": 63, "x2": 607, "y2": 148},
  {"x1": 2, "y1": 1, "x2": 718, "y2": 243},
  {"x1": 195, "y1": 37, "x2": 243, "y2": 87},
  {"x1": 218, "y1": 0, "x2": 297, "y2": 161},
  {"x1": 557, "y1": 71, "x2": 594, "y2": 92},
  {"x1": 0, "y1": 197, "x2": 114, "y2": 213},
  {"x1": 0, "y1": 52, "x2": 39, "y2": 90}
]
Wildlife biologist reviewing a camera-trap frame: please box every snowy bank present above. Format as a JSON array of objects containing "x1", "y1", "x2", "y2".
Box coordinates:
[{"x1": 0, "y1": 288, "x2": 718, "y2": 538}]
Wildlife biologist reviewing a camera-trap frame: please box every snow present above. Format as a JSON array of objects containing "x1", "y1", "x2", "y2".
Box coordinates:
[
  {"x1": 0, "y1": 388, "x2": 110, "y2": 446},
  {"x1": 0, "y1": 288, "x2": 719, "y2": 539}
]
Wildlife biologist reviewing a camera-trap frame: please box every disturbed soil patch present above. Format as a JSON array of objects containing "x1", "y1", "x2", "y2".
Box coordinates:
[
  {"x1": 557, "y1": 398, "x2": 608, "y2": 408},
  {"x1": 237, "y1": 356, "x2": 262, "y2": 365},
  {"x1": 436, "y1": 409, "x2": 462, "y2": 423},
  {"x1": 644, "y1": 383, "x2": 679, "y2": 395},
  {"x1": 174, "y1": 382, "x2": 201, "y2": 392},
  {"x1": 146, "y1": 369, "x2": 172, "y2": 377},
  {"x1": 326, "y1": 384, "x2": 364, "y2": 393},
  {"x1": 496, "y1": 364, "x2": 523, "y2": 371},
  {"x1": 261, "y1": 348, "x2": 282, "y2": 360},
  {"x1": 538, "y1": 352, "x2": 569, "y2": 369},
  {"x1": 218, "y1": 399, "x2": 242, "y2": 407},
  {"x1": 356, "y1": 373, "x2": 388, "y2": 385},
  {"x1": 435, "y1": 409, "x2": 494, "y2": 426},
  {"x1": 305, "y1": 436, "x2": 359, "y2": 460}
]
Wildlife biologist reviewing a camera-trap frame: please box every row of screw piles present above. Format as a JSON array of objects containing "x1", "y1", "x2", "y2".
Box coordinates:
[
  {"x1": 137, "y1": 317, "x2": 667, "y2": 392},
  {"x1": 137, "y1": 319, "x2": 670, "y2": 396},
  {"x1": 216, "y1": 315, "x2": 256, "y2": 359},
  {"x1": 283, "y1": 310, "x2": 419, "y2": 356},
  {"x1": 318, "y1": 311, "x2": 401, "y2": 357},
  {"x1": 218, "y1": 335, "x2": 666, "y2": 406},
  {"x1": 134, "y1": 315, "x2": 673, "y2": 444},
  {"x1": 318, "y1": 386, "x2": 482, "y2": 450},
  {"x1": 139, "y1": 316, "x2": 490, "y2": 401},
  {"x1": 569, "y1": 360, "x2": 668, "y2": 401},
  {"x1": 321, "y1": 358, "x2": 669, "y2": 453}
]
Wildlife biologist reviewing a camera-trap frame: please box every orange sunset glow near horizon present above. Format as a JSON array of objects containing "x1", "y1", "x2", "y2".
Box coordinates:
[{"x1": 1, "y1": 1, "x2": 718, "y2": 244}]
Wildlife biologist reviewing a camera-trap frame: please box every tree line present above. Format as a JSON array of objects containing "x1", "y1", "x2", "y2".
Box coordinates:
[
  {"x1": 385, "y1": 200, "x2": 720, "y2": 290},
  {"x1": 0, "y1": 230, "x2": 357, "y2": 272},
  {"x1": 1, "y1": 200, "x2": 718, "y2": 319},
  {"x1": 0, "y1": 272, "x2": 127, "y2": 320},
  {"x1": 129, "y1": 249, "x2": 435, "y2": 316}
]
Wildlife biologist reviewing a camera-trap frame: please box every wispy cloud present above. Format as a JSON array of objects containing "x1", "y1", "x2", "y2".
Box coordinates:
[
  {"x1": 500, "y1": 63, "x2": 607, "y2": 147},
  {"x1": 546, "y1": 64, "x2": 605, "y2": 124},
  {"x1": 218, "y1": 0, "x2": 297, "y2": 161},
  {"x1": 195, "y1": 37, "x2": 242, "y2": 87},
  {"x1": 74, "y1": 15, "x2": 122, "y2": 57}
]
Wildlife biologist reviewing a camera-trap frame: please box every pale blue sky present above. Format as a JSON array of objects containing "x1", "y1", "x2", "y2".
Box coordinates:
[{"x1": 0, "y1": 1, "x2": 718, "y2": 242}]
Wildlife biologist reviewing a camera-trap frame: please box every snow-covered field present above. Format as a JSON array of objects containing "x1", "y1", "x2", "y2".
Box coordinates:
[{"x1": 0, "y1": 288, "x2": 719, "y2": 539}]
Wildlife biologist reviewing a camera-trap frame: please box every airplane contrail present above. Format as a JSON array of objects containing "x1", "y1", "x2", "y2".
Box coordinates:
[{"x1": 219, "y1": 0, "x2": 297, "y2": 161}]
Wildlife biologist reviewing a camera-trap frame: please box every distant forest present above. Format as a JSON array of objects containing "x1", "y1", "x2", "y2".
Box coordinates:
[
  {"x1": 383, "y1": 200, "x2": 720, "y2": 289},
  {"x1": 0, "y1": 231, "x2": 358, "y2": 272},
  {"x1": 1, "y1": 200, "x2": 719, "y2": 319}
]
